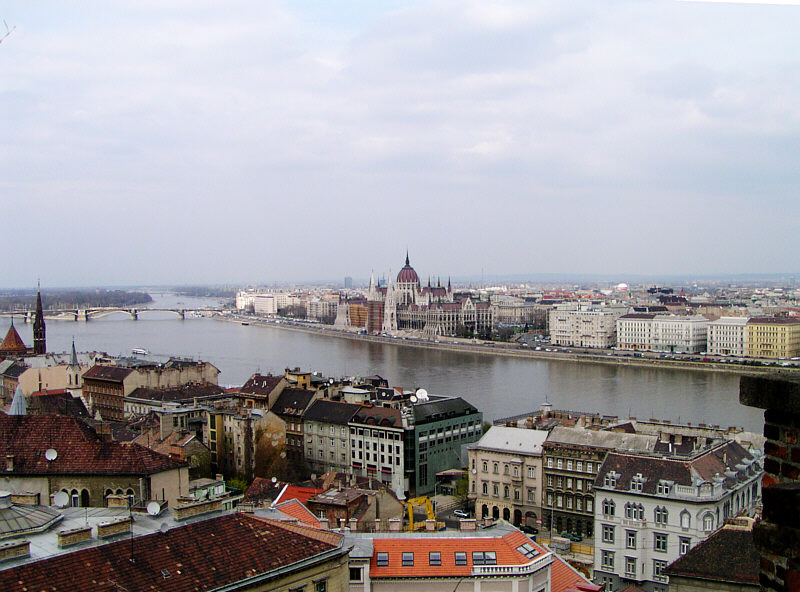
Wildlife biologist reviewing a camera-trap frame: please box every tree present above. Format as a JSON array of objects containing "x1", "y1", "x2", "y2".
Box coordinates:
[{"x1": 454, "y1": 473, "x2": 471, "y2": 510}]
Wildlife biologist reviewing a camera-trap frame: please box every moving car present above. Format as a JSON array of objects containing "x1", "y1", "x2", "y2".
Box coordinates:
[{"x1": 453, "y1": 509, "x2": 469, "y2": 518}]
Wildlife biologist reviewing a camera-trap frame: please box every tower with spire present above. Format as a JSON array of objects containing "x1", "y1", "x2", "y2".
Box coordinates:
[{"x1": 33, "y1": 283, "x2": 46, "y2": 355}]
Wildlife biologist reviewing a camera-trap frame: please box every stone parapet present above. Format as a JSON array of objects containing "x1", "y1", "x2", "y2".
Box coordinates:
[
  {"x1": 97, "y1": 516, "x2": 133, "y2": 539},
  {"x1": 58, "y1": 526, "x2": 92, "y2": 548},
  {"x1": 0, "y1": 540, "x2": 30, "y2": 562},
  {"x1": 173, "y1": 498, "x2": 221, "y2": 521}
]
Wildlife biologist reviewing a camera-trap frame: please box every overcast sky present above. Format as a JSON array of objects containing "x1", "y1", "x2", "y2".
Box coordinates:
[{"x1": 2, "y1": 1, "x2": 799, "y2": 288}]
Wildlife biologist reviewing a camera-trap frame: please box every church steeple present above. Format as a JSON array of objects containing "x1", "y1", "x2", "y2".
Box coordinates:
[{"x1": 33, "y1": 282, "x2": 46, "y2": 355}]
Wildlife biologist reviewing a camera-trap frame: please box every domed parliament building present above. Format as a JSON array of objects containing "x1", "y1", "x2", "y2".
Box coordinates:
[{"x1": 335, "y1": 254, "x2": 493, "y2": 338}]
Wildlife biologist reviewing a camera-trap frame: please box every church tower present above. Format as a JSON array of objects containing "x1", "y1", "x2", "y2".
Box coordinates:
[{"x1": 33, "y1": 283, "x2": 46, "y2": 355}]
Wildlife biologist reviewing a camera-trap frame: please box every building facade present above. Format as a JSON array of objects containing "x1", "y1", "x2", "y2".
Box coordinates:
[
  {"x1": 467, "y1": 426, "x2": 547, "y2": 527},
  {"x1": 616, "y1": 314, "x2": 657, "y2": 351},
  {"x1": 651, "y1": 316, "x2": 708, "y2": 354},
  {"x1": 549, "y1": 304, "x2": 627, "y2": 349},
  {"x1": 592, "y1": 441, "x2": 763, "y2": 592},
  {"x1": 745, "y1": 317, "x2": 800, "y2": 359},
  {"x1": 706, "y1": 317, "x2": 749, "y2": 357}
]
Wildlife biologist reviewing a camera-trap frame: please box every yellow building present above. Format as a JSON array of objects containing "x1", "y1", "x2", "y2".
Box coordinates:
[{"x1": 746, "y1": 317, "x2": 800, "y2": 359}]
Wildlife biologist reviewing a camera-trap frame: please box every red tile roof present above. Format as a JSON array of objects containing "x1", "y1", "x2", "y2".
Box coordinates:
[
  {"x1": 370, "y1": 530, "x2": 546, "y2": 578},
  {"x1": 0, "y1": 324, "x2": 27, "y2": 353},
  {"x1": 0, "y1": 513, "x2": 343, "y2": 592},
  {"x1": 275, "y1": 498, "x2": 321, "y2": 528},
  {"x1": 0, "y1": 415, "x2": 187, "y2": 475},
  {"x1": 550, "y1": 553, "x2": 601, "y2": 592},
  {"x1": 276, "y1": 484, "x2": 324, "y2": 505}
]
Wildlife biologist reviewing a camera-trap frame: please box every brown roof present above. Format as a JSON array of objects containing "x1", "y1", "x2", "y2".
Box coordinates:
[
  {"x1": 747, "y1": 316, "x2": 800, "y2": 325},
  {"x1": 27, "y1": 392, "x2": 89, "y2": 418},
  {"x1": 127, "y1": 382, "x2": 225, "y2": 403},
  {"x1": 0, "y1": 513, "x2": 343, "y2": 592},
  {"x1": 239, "y1": 373, "x2": 285, "y2": 396},
  {"x1": 83, "y1": 364, "x2": 134, "y2": 382},
  {"x1": 0, "y1": 324, "x2": 27, "y2": 353},
  {"x1": 664, "y1": 523, "x2": 759, "y2": 585},
  {"x1": 0, "y1": 415, "x2": 187, "y2": 475}
]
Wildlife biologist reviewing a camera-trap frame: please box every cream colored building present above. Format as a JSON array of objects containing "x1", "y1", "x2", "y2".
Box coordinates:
[
  {"x1": 707, "y1": 317, "x2": 749, "y2": 357},
  {"x1": 746, "y1": 317, "x2": 800, "y2": 359},
  {"x1": 467, "y1": 426, "x2": 547, "y2": 527},
  {"x1": 651, "y1": 316, "x2": 708, "y2": 354},
  {"x1": 549, "y1": 304, "x2": 627, "y2": 348},
  {"x1": 617, "y1": 313, "x2": 657, "y2": 351}
]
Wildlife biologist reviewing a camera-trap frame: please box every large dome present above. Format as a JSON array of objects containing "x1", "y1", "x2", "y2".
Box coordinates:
[{"x1": 396, "y1": 253, "x2": 420, "y2": 285}]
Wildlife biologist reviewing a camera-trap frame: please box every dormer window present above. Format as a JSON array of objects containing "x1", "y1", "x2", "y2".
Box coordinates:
[
  {"x1": 376, "y1": 552, "x2": 389, "y2": 567},
  {"x1": 472, "y1": 551, "x2": 497, "y2": 566},
  {"x1": 657, "y1": 481, "x2": 672, "y2": 495},
  {"x1": 603, "y1": 471, "x2": 619, "y2": 487},
  {"x1": 631, "y1": 473, "x2": 645, "y2": 492}
]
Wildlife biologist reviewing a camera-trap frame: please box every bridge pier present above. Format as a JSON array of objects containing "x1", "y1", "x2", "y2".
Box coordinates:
[
  {"x1": 179, "y1": 309, "x2": 185, "y2": 320},
  {"x1": 75, "y1": 309, "x2": 89, "y2": 322},
  {"x1": 24, "y1": 311, "x2": 33, "y2": 323},
  {"x1": 130, "y1": 309, "x2": 138, "y2": 320}
]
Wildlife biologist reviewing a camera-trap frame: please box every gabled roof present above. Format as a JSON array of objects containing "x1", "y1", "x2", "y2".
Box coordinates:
[
  {"x1": 274, "y1": 498, "x2": 321, "y2": 528},
  {"x1": 127, "y1": 382, "x2": 225, "y2": 403},
  {"x1": 304, "y1": 399, "x2": 361, "y2": 425},
  {"x1": 27, "y1": 392, "x2": 89, "y2": 418},
  {"x1": 0, "y1": 513, "x2": 344, "y2": 592},
  {"x1": 550, "y1": 552, "x2": 602, "y2": 592},
  {"x1": 271, "y1": 388, "x2": 316, "y2": 416},
  {"x1": 0, "y1": 415, "x2": 187, "y2": 476},
  {"x1": 664, "y1": 522, "x2": 759, "y2": 585},
  {"x1": 275, "y1": 484, "x2": 325, "y2": 506},
  {"x1": 238, "y1": 373, "x2": 285, "y2": 396}
]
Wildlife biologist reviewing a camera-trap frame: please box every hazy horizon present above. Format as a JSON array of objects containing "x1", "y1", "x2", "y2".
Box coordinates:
[{"x1": 3, "y1": 1, "x2": 799, "y2": 288}]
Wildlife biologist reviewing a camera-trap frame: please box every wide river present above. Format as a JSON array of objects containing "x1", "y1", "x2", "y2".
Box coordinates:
[{"x1": 37, "y1": 292, "x2": 763, "y2": 432}]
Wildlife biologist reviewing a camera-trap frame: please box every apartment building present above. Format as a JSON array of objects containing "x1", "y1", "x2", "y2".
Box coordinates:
[
  {"x1": 467, "y1": 426, "x2": 547, "y2": 527},
  {"x1": 746, "y1": 317, "x2": 800, "y2": 359},
  {"x1": 549, "y1": 304, "x2": 627, "y2": 348},
  {"x1": 348, "y1": 405, "x2": 405, "y2": 493},
  {"x1": 651, "y1": 316, "x2": 708, "y2": 354},
  {"x1": 617, "y1": 314, "x2": 657, "y2": 351},
  {"x1": 304, "y1": 400, "x2": 362, "y2": 476},
  {"x1": 592, "y1": 441, "x2": 763, "y2": 592},
  {"x1": 706, "y1": 317, "x2": 749, "y2": 357}
]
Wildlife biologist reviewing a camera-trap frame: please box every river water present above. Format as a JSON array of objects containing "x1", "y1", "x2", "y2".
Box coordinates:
[{"x1": 34, "y1": 292, "x2": 763, "y2": 431}]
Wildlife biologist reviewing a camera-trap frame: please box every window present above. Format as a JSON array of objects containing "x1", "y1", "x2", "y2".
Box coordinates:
[
  {"x1": 493, "y1": 484, "x2": 498, "y2": 496},
  {"x1": 657, "y1": 481, "x2": 671, "y2": 495},
  {"x1": 402, "y1": 552, "x2": 414, "y2": 566},
  {"x1": 454, "y1": 552, "x2": 467, "y2": 566},
  {"x1": 472, "y1": 551, "x2": 497, "y2": 566},
  {"x1": 315, "y1": 580, "x2": 327, "y2": 592},
  {"x1": 680, "y1": 510, "x2": 691, "y2": 529},
  {"x1": 625, "y1": 556, "x2": 637, "y2": 577},
  {"x1": 528, "y1": 466, "x2": 535, "y2": 478},
  {"x1": 567, "y1": 460, "x2": 573, "y2": 471},
  {"x1": 602, "y1": 524, "x2": 615, "y2": 544},
  {"x1": 654, "y1": 533, "x2": 668, "y2": 553},
  {"x1": 576, "y1": 461, "x2": 583, "y2": 472},
  {"x1": 653, "y1": 560, "x2": 668, "y2": 582},
  {"x1": 576, "y1": 479, "x2": 583, "y2": 491},
  {"x1": 703, "y1": 513, "x2": 714, "y2": 532},
  {"x1": 602, "y1": 499, "x2": 615, "y2": 517},
  {"x1": 493, "y1": 462, "x2": 499, "y2": 474},
  {"x1": 528, "y1": 489, "x2": 535, "y2": 502},
  {"x1": 626, "y1": 530, "x2": 636, "y2": 549},
  {"x1": 557, "y1": 458, "x2": 563, "y2": 469},
  {"x1": 654, "y1": 506, "x2": 668, "y2": 525},
  {"x1": 547, "y1": 475, "x2": 554, "y2": 487},
  {"x1": 586, "y1": 462, "x2": 592, "y2": 472},
  {"x1": 547, "y1": 457, "x2": 553, "y2": 468},
  {"x1": 349, "y1": 567, "x2": 363, "y2": 582},
  {"x1": 601, "y1": 550, "x2": 615, "y2": 570},
  {"x1": 557, "y1": 477, "x2": 563, "y2": 488},
  {"x1": 604, "y1": 473, "x2": 618, "y2": 487},
  {"x1": 429, "y1": 551, "x2": 441, "y2": 566},
  {"x1": 514, "y1": 488, "x2": 520, "y2": 501},
  {"x1": 504, "y1": 486, "x2": 509, "y2": 498},
  {"x1": 576, "y1": 497, "x2": 582, "y2": 511},
  {"x1": 483, "y1": 461, "x2": 488, "y2": 472},
  {"x1": 376, "y1": 552, "x2": 389, "y2": 566},
  {"x1": 482, "y1": 482, "x2": 488, "y2": 495},
  {"x1": 679, "y1": 537, "x2": 691, "y2": 555},
  {"x1": 504, "y1": 464, "x2": 509, "y2": 475},
  {"x1": 566, "y1": 477, "x2": 573, "y2": 489}
]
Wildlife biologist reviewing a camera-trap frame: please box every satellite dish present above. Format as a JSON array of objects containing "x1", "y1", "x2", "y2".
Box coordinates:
[
  {"x1": 271, "y1": 476, "x2": 277, "y2": 484},
  {"x1": 45, "y1": 448, "x2": 58, "y2": 461},
  {"x1": 159, "y1": 522, "x2": 170, "y2": 534},
  {"x1": 53, "y1": 491, "x2": 69, "y2": 507},
  {"x1": 415, "y1": 388, "x2": 428, "y2": 401},
  {"x1": 410, "y1": 395, "x2": 418, "y2": 403},
  {"x1": 147, "y1": 501, "x2": 161, "y2": 516}
]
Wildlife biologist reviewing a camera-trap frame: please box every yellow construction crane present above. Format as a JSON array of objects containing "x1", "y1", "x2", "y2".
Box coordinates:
[{"x1": 405, "y1": 496, "x2": 435, "y2": 531}]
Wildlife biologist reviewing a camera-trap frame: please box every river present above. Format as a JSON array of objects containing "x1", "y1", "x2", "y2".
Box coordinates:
[{"x1": 35, "y1": 292, "x2": 763, "y2": 432}]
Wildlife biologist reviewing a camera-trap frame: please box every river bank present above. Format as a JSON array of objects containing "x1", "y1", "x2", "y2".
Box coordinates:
[{"x1": 221, "y1": 313, "x2": 800, "y2": 378}]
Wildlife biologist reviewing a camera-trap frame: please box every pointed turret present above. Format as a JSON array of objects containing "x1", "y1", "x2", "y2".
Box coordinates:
[
  {"x1": 1, "y1": 319, "x2": 28, "y2": 356},
  {"x1": 70, "y1": 338, "x2": 79, "y2": 367},
  {"x1": 33, "y1": 283, "x2": 46, "y2": 355},
  {"x1": 9, "y1": 385, "x2": 27, "y2": 416}
]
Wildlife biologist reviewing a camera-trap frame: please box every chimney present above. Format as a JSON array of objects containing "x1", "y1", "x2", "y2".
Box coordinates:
[{"x1": 5, "y1": 454, "x2": 13, "y2": 472}]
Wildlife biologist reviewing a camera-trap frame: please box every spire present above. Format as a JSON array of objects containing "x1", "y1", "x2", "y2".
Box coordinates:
[
  {"x1": 447, "y1": 277, "x2": 451, "y2": 292},
  {"x1": 70, "y1": 338, "x2": 79, "y2": 367},
  {"x1": 405, "y1": 250, "x2": 410, "y2": 266},
  {"x1": 33, "y1": 283, "x2": 46, "y2": 355},
  {"x1": 9, "y1": 385, "x2": 27, "y2": 415}
]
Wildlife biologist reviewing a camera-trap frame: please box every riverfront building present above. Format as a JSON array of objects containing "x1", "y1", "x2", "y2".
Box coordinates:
[
  {"x1": 745, "y1": 316, "x2": 800, "y2": 359},
  {"x1": 592, "y1": 440, "x2": 763, "y2": 592},
  {"x1": 549, "y1": 303, "x2": 627, "y2": 349},
  {"x1": 467, "y1": 426, "x2": 547, "y2": 527},
  {"x1": 616, "y1": 313, "x2": 656, "y2": 351},
  {"x1": 706, "y1": 316, "x2": 749, "y2": 357}
]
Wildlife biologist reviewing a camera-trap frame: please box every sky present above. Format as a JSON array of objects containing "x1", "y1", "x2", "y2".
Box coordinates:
[{"x1": 2, "y1": 1, "x2": 799, "y2": 288}]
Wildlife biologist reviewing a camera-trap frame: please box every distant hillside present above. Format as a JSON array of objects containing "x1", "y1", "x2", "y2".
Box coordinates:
[{"x1": 0, "y1": 289, "x2": 153, "y2": 311}]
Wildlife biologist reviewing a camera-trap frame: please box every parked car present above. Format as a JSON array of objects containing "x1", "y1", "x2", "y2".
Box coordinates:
[
  {"x1": 520, "y1": 525, "x2": 539, "y2": 535},
  {"x1": 453, "y1": 509, "x2": 469, "y2": 518},
  {"x1": 560, "y1": 531, "x2": 583, "y2": 542}
]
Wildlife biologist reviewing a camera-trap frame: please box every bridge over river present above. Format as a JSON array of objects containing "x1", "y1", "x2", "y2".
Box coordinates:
[{"x1": 0, "y1": 307, "x2": 221, "y2": 322}]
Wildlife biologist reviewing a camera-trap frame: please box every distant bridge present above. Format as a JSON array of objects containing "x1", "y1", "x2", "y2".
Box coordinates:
[{"x1": 0, "y1": 307, "x2": 222, "y2": 322}]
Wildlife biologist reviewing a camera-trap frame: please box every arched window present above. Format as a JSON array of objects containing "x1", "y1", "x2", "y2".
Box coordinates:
[
  {"x1": 654, "y1": 506, "x2": 668, "y2": 525},
  {"x1": 81, "y1": 489, "x2": 90, "y2": 507},
  {"x1": 482, "y1": 482, "x2": 488, "y2": 495},
  {"x1": 602, "y1": 499, "x2": 615, "y2": 517},
  {"x1": 504, "y1": 486, "x2": 509, "y2": 498},
  {"x1": 71, "y1": 489, "x2": 80, "y2": 507},
  {"x1": 702, "y1": 513, "x2": 714, "y2": 532},
  {"x1": 680, "y1": 510, "x2": 691, "y2": 529},
  {"x1": 127, "y1": 488, "x2": 135, "y2": 507}
]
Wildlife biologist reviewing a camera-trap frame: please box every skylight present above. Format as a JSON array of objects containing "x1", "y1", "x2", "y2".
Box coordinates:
[{"x1": 516, "y1": 543, "x2": 539, "y2": 559}]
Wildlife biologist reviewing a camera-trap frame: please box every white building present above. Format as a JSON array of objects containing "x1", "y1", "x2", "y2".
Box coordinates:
[
  {"x1": 549, "y1": 304, "x2": 627, "y2": 349},
  {"x1": 616, "y1": 314, "x2": 657, "y2": 351},
  {"x1": 651, "y1": 316, "x2": 708, "y2": 354},
  {"x1": 592, "y1": 440, "x2": 763, "y2": 592},
  {"x1": 467, "y1": 426, "x2": 548, "y2": 527},
  {"x1": 707, "y1": 317, "x2": 749, "y2": 357}
]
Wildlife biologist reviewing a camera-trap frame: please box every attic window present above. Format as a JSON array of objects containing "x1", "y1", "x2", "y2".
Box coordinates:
[
  {"x1": 631, "y1": 473, "x2": 645, "y2": 492},
  {"x1": 454, "y1": 552, "x2": 467, "y2": 566},
  {"x1": 472, "y1": 551, "x2": 497, "y2": 566},
  {"x1": 161, "y1": 570, "x2": 171, "y2": 579},
  {"x1": 429, "y1": 551, "x2": 441, "y2": 566},
  {"x1": 402, "y1": 552, "x2": 414, "y2": 566},
  {"x1": 376, "y1": 552, "x2": 389, "y2": 567},
  {"x1": 516, "y1": 543, "x2": 539, "y2": 559}
]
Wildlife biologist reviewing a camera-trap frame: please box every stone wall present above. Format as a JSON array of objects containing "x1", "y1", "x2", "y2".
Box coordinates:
[
  {"x1": 0, "y1": 540, "x2": 30, "y2": 562},
  {"x1": 740, "y1": 375, "x2": 800, "y2": 592}
]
